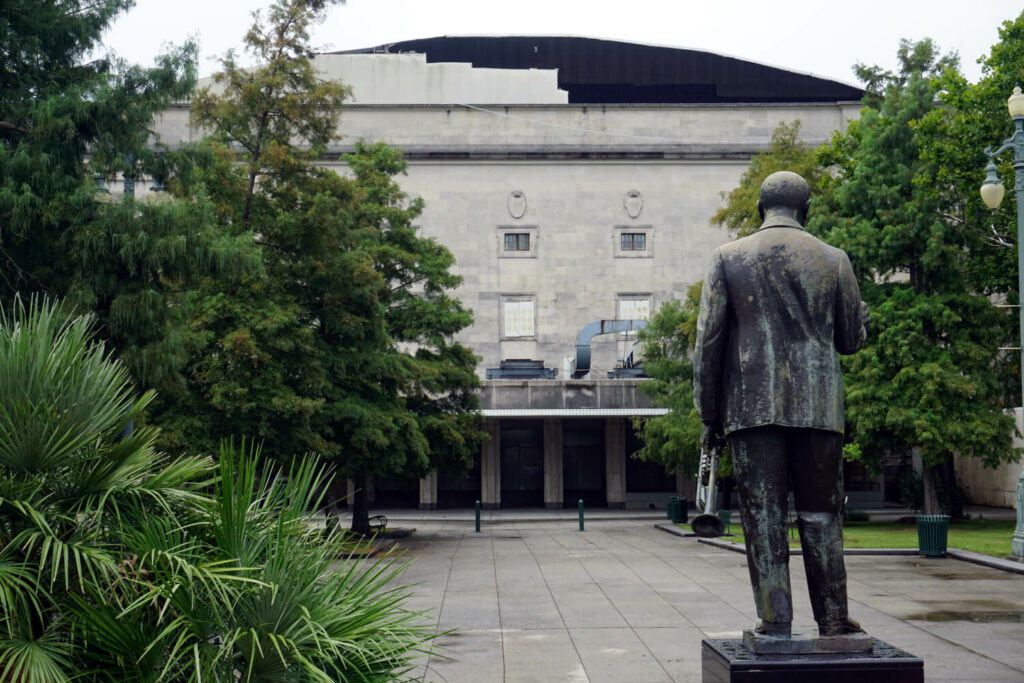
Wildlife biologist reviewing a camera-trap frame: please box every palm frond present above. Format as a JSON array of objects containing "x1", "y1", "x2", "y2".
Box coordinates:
[{"x1": 0, "y1": 622, "x2": 73, "y2": 683}]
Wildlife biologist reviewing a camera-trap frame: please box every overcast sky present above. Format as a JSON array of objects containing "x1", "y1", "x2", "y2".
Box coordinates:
[{"x1": 102, "y1": 0, "x2": 1021, "y2": 88}]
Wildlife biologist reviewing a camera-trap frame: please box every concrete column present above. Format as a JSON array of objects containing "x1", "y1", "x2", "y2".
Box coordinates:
[
  {"x1": 678, "y1": 470, "x2": 697, "y2": 511},
  {"x1": 346, "y1": 479, "x2": 355, "y2": 508},
  {"x1": 543, "y1": 418, "x2": 564, "y2": 509},
  {"x1": 605, "y1": 418, "x2": 626, "y2": 509},
  {"x1": 419, "y1": 471, "x2": 438, "y2": 510},
  {"x1": 481, "y1": 419, "x2": 501, "y2": 509}
]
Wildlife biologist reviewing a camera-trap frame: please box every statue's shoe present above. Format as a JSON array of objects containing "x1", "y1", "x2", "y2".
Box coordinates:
[
  {"x1": 819, "y1": 616, "x2": 864, "y2": 637},
  {"x1": 754, "y1": 620, "x2": 792, "y2": 637}
]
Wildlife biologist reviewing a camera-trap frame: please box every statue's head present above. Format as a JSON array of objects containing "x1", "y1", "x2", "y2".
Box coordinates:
[{"x1": 757, "y1": 171, "x2": 811, "y2": 226}]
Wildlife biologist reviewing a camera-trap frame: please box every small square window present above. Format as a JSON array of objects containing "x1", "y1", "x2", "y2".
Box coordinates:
[
  {"x1": 498, "y1": 226, "x2": 537, "y2": 258},
  {"x1": 621, "y1": 232, "x2": 646, "y2": 251},
  {"x1": 614, "y1": 226, "x2": 654, "y2": 258},
  {"x1": 505, "y1": 233, "x2": 531, "y2": 252}
]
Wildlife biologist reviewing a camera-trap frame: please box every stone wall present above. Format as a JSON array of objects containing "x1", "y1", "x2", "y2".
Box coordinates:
[
  {"x1": 954, "y1": 408, "x2": 1023, "y2": 508},
  {"x1": 149, "y1": 75, "x2": 861, "y2": 382}
]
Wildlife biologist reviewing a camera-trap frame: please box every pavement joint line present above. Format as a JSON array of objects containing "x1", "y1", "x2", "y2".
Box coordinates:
[
  {"x1": 489, "y1": 529, "x2": 506, "y2": 682},
  {"x1": 518, "y1": 525, "x2": 590, "y2": 679},
  {"x1": 541, "y1": 526, "x2": 677, "y2": 682},
  {"x1": 579, "y1": 524, "x2": 706, "y2": 630},
  {"x1": 872, "y1": 603, "x2": 1024, "y2": 676},
  {"x1": 420, "y1": 526, "x2": 465, "y2": 681}
]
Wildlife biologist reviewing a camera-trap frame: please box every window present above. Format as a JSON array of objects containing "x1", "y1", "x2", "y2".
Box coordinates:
[
  {"x1": 498, "y1": 226, "x2": 537, "y2": 258},
  {"x1": 618, "y1": 296, "x2": 651, "y2": 322},
  {"x1": 614, "y1": 226, "x2": 654, "y2": 258},
  {"x1": 501, "y1": 297, "x2": 536, "y2": 339},
  {"x1": 504, "y1": 232, "x2": 531, "y2": 252},
  {"x1": 620, "y1": 232, "x2": 646, "y2": 251}
]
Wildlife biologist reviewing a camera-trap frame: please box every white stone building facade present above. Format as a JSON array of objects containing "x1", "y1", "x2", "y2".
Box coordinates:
[{"x1": 154, "y1": 37, "x2": 867, "y2": 509}]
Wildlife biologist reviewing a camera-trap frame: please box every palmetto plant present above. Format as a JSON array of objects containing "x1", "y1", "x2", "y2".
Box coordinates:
[
  {"x1": 0, "y1": 296, "x2": 211, "y2": 681},
  {"x1": 0, "y1": 299, "x2": 434, "y2": 682},
  {"x1": 71, "y1": 441, "x2": 436, "y2": 682}
]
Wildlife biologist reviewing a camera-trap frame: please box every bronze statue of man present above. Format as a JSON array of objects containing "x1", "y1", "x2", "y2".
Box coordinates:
[{"x1": 693, "y1": 171, "x2": 868, "y2": 638}]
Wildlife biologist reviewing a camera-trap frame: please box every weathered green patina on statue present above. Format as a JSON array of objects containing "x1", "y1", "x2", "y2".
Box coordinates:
[{"x1": 694, "y1": 171, "x2": 869, "y2": 641}]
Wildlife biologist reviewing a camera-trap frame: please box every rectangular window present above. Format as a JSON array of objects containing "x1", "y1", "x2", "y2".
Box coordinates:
[
  {"x1": 618, "y1": 297, "x2": 651, "y2": 321},
  {"x1": 614, "y1": 226, "x2": 653, "y2": 258},
  {"x1": 498, "y1": 226, "x2": 537, "y2": 258},
  {"x1": 620, "y1": 232, "x2": 646, "y2": 251},
  {"x1": 502, "y1": 298, "x2": 536, "y2": 338},
  {"x1": 504, "y1": 233, "x2": 531, "y2": 252}
]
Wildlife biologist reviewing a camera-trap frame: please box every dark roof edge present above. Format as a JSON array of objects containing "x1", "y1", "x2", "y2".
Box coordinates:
[
  {"x1": 333, "y1": 35, "x2": 866, "y2": 105},
  {"x1": 336, "y1": 33, "x2": 864, "y2": 92}
]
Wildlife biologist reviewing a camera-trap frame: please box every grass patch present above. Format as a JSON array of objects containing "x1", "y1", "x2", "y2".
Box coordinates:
[{"x1": 678, "y1": 519, "x2": 1018, "y2": 558}]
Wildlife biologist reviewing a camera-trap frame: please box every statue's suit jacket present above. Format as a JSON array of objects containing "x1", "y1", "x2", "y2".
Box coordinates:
[{"x1": 693, "y1": 217, "x2": 866, "y2": 435}]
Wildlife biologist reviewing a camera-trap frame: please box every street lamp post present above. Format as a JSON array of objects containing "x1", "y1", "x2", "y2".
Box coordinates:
[{"x1": 980, "y1": 85, "x2": 1024, "y2": 560}]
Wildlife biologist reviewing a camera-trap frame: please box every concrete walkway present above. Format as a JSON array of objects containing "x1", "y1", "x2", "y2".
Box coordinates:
[{"x1": 393, "y1": 519, "x2": 1024, "y2": 683}]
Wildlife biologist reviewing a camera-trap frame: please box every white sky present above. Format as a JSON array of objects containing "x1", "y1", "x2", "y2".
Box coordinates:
[{"x1": 102, "y1": 0, "x2": 1021, "y2": 87}]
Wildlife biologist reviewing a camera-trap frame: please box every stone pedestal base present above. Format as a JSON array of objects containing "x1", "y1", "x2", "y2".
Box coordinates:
[
  {"x1": 702, "y1": 638, "x2": 923, "y2": 682},
  {"x1": 742, "y1": 630, "x2": 873, "y2": 654}
]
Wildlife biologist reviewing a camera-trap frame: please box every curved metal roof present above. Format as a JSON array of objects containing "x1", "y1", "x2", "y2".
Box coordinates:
[{"x1": 340, "y1": 35, "x2": 864, "y2": 105}]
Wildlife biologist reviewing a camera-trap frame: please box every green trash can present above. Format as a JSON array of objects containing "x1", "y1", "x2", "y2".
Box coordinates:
[
  {"x1": 916, "y1": 514, "x2": 950, "y2": 557},
  {"x1": 674, "y1": 496, "x2": 688, "y2": 524},
  {"x1": 717, "y1": 509, "x2": 731, "y2": 533},
  {"x1": 667, "y1": 496, "x2": 687, "y2": 524}
]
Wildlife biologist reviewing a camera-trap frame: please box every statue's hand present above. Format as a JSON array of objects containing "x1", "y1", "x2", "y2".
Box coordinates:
[{"x1": 701, "y1": 422, "x2": 725, "y2": 454}]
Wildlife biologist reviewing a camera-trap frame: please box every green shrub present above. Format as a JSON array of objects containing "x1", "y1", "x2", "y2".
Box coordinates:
[
  {"x1": 0, "y1": 298, "x2": 434, "y2": 682},
  {"x1": 843, "y1": 509, "x2": 871, "y2": 522}
]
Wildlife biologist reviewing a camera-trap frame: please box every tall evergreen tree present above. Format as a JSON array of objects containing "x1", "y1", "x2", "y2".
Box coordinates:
[
  {"x1": 914, "y1": 12, "x2": 1024, "y2": 400},
  {"x1": 632, "y1": 286, "x2": 703, "y2": 477},
  {"x1": 0, "y1": 1, "x2": 253, "y2": 397},
  {"x1": 169, "y1": 0, "x2": 482, "y2": 529},
  {"x1": 712, "y1": 120, "x2": 826, "y2": 238},
  {"x1": 808, "y1": 40, "x2": 1017, "y2": 515}
]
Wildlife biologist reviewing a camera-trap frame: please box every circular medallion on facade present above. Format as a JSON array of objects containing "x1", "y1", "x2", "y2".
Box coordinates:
[
  {"x1": 508, "y1": 191, "x2": 527, "y2": 219},
  {"x1": 624, "y1": 190, "x2": 643, "y2": 219}
]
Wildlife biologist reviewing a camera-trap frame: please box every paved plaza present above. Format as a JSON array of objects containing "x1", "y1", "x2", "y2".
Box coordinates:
[{"x1": 391, "y1": 518, "x2": 1024, "y2": 683}]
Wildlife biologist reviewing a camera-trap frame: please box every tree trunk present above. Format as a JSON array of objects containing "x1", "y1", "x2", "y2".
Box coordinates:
[
  {"x1": 942, "y1": 453, "x2": 964, "y2": 521},
  {"x1": 322, "y1": 474, "x2": 347, "y2": 534},
  {"x1": 350, "y1": 476, "x2": 369, "y2": 534},
  {"x1": 922, "y1": 463, "x2": 942, "y2": 515}
]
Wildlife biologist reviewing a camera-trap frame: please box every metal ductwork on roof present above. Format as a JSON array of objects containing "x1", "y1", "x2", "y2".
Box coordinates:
[
  {"x1": 485, "y1": 359, "x2": 558, "y2": 380},
  {"x1": 572, "y1": 319, "x2": 647, "y2": 379}
]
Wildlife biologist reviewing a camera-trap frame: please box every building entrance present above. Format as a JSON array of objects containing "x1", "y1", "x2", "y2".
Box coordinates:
[
  {"x1": 374, "y1": 476, "x2": 419, "y2": 507},
  {"x1": 563, "y1": 420, "x2": 606, "y2": 507},
  {"x1": 438, "y1": 454, "x2": 482, "y2": 508},
  {"x1": 625, "y1": 425, "x2": 676, "y2": 503},
  {"x1": 500, "y1": 420, "x2": 544, "y2": 507}
]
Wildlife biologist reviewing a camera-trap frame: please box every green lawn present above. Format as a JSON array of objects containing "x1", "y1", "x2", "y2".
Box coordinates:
[{"x1": 679, "y1": 519, "x2": 1018, "y2": 558}]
